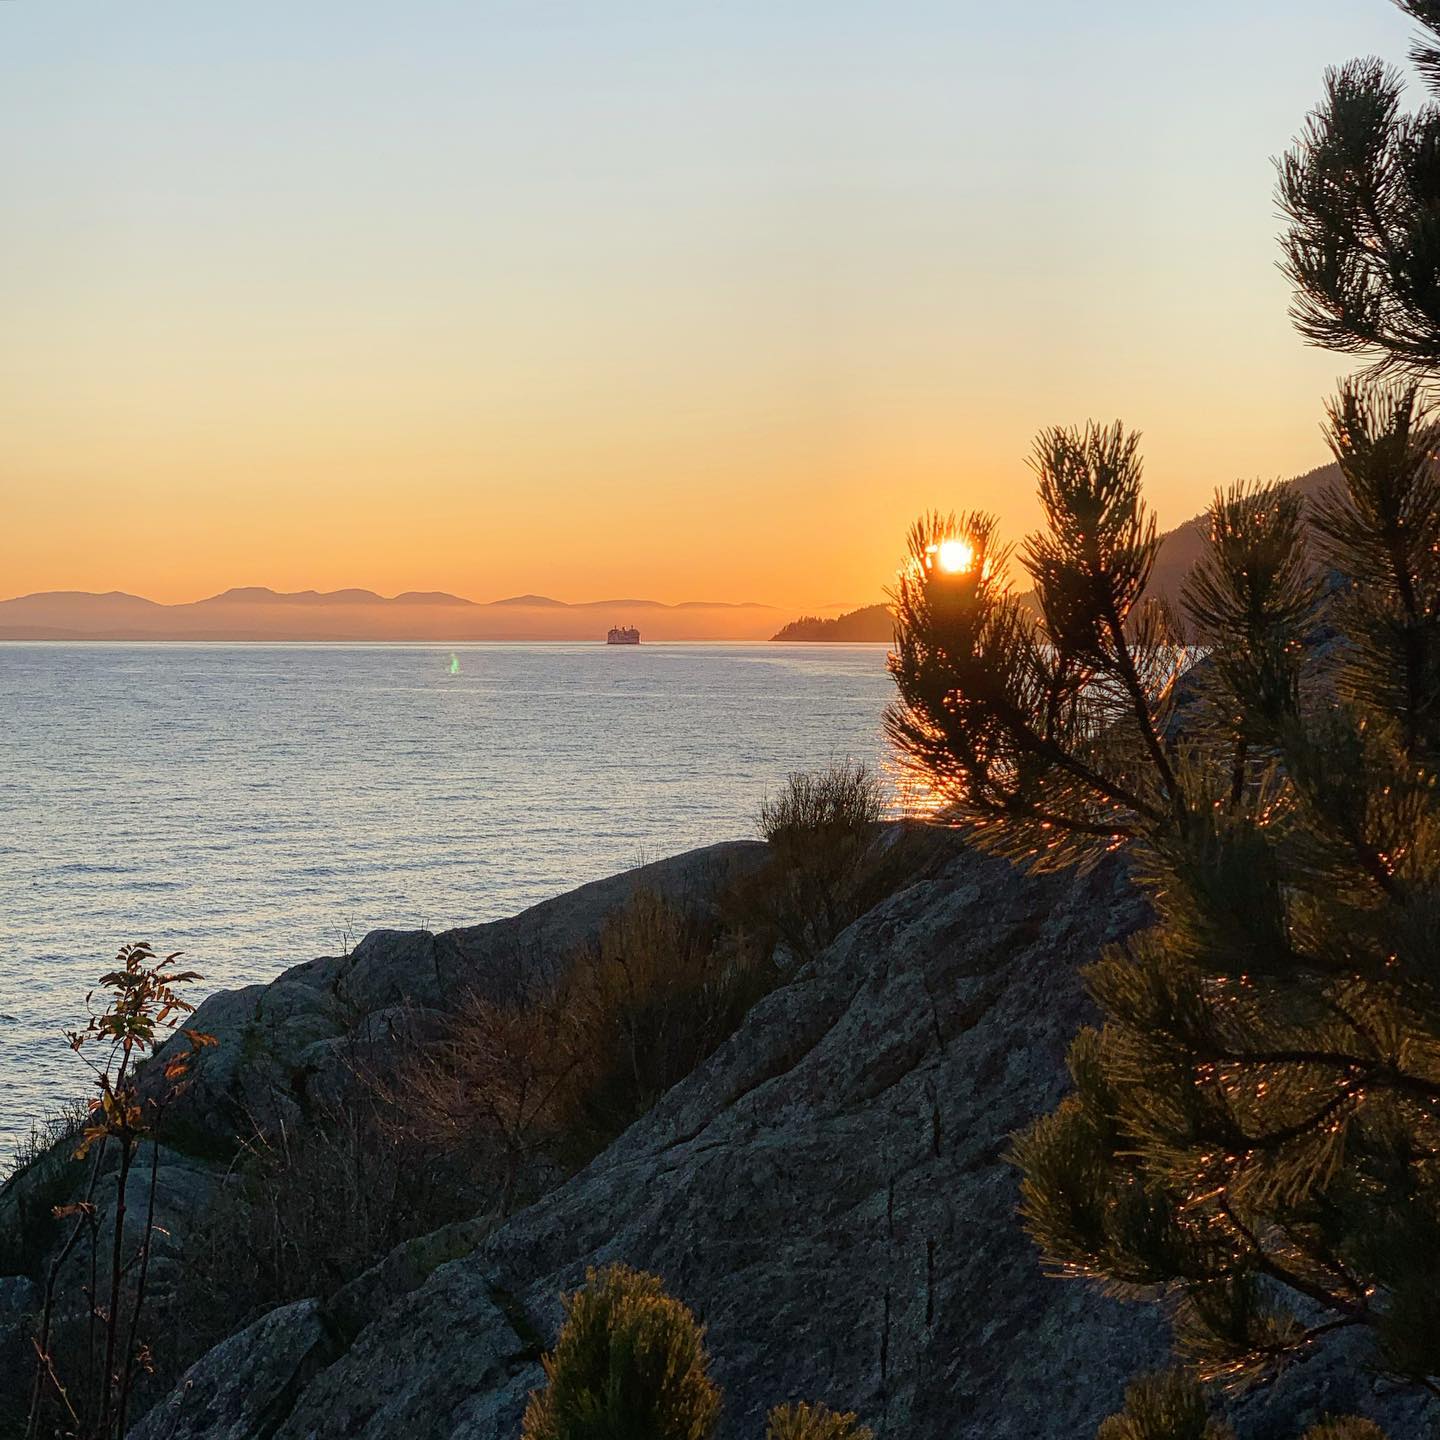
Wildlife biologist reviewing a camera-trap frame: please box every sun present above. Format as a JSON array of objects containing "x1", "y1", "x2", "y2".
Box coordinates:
[{"x1": 935, "y1": 539, "x2": 974, "y2": 574}]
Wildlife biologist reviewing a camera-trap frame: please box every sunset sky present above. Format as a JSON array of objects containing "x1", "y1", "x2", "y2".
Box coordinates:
[{"x1": 0, "y1": 1, "x2": 1419, "y2": 611}]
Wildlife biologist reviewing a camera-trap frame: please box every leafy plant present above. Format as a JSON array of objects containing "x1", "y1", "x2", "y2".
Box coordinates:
[
  {"x1": 522, "y1": 1264, "x2": 721, "y2": 1440},
  {"x1": 26, "y1": 943, "x2": 213, "y2": 1440}
]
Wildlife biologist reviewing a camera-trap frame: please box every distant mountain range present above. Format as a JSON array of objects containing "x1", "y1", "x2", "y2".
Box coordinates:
[
  {"x1": 769, "y1": 462, "x2": 1343, "y2": 643},
  {"x1": 0, "y1": 587, "x2": 781, "y2": 642},
  {"x1": 3, "y1": 466, "x2": 1342, "y2": 645}
]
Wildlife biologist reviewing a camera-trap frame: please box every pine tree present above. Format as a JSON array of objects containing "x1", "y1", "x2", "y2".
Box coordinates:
[
  {"x1": 886, "y1": 381, "x2": 1440, "y2": 1429},
  {"x1": 886, "y1": 4, "x2": 1440, "y2": 1430},
  {"x1": 765, "y1": 1402, "x2": 873, "y2": 1440},
  {"x1": 1095, "y1": 1371, "x2": 1235, "y2": 1440},
  {"x1": 1094, "y1": 1372, "x2": 1390, "y2": 1440}
]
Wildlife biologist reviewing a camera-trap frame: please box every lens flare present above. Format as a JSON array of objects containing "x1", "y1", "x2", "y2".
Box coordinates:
[{"x1": 935, "y1": 539, "x2": 974, "y2": 574}]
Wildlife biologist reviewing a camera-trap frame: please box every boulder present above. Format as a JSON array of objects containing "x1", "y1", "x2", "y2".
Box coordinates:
[
  {"x1": 33, "y1": 836, "x2": 1436, "y2": 1439},
  {"x1": 127, "y1": 1299, "x2": 339, "y2": 1440},
  {"x1": 0, "y1": 839, "x2": 773, "y2": 1424}
]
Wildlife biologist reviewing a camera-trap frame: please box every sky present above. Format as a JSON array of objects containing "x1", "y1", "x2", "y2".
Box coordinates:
[{"x1": 0, "y1": 0, "x2": 1422, "y2": 611}]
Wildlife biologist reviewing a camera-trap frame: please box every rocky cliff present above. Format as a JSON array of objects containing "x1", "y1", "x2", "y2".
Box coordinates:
[{"x1": 3, "y1": 837, "x2": 1431, "y2": 1440}]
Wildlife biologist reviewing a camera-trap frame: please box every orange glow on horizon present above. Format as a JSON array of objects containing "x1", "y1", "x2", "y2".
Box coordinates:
[{"x1": 0, "y1": 0, "x2": 1377, "y2": 614}]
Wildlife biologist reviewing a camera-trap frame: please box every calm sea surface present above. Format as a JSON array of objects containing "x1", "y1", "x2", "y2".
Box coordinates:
[{"x1": 0, "y1": 642, "x2": 893, "y2": 1153}]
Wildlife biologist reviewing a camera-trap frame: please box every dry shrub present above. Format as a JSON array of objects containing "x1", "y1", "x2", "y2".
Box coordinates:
[
  {"x1": 163, "y1": 888, "x2": 783, "y2": 1383},
  {"x1": 169, "y1": 1088, "x2": 471, "y2": 1375},
  {"x1": 396, "y1": 891, "x2": 778, "y2": 1191},
  {"x1": 758, "y1": 761, "x2": 886, "y2": 846},
  {"x1": 0, "y1": 1101, "x2": 88, "y2": 1277},
  {"x1": 555, "y1": 891, "x2": 777, "y2": 1161},
  {"x1": 389, "y1": 972, "x2": 578, "y2": 1220},
  {"x1": 742, "y1": 762, "x2": 910, "y2": 962}
]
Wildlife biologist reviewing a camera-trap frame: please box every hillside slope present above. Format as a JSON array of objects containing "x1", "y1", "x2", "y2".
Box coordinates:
[
  {"x1": 1141, "y1": 462, "x2": 1339, "y2": 611},
  {"x1": 772, "y1": 605, "x2": 894, "y2": 642},
  {"x1": 113, "y1": 837, "x2": 1428, "y2": 1440}
]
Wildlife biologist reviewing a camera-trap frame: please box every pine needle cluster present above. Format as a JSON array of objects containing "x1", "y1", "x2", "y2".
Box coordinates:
[
  {"x1": 522, "y1": 1265, "x2": 721, "y2": 1440},
  {"x1": 1279, "y1": 2, "x2": 1440, "y2": 378}
]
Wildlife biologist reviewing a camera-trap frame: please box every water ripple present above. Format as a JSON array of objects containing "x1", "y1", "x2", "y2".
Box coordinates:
[{"x1": 0, "y1": 640, "x2": 892, "y2": 1151}]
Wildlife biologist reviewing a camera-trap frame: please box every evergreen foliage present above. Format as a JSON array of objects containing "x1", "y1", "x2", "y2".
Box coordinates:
[
  {"x1": 765, "y1": 1402, "x2": 873, "y2": 1440},
  {"x1": 521, "y1": 1265, "x2": 721, "y2": 1440},
  {"x1": 1279, "y1": 3, "x2": 1440, "y2": 377},
  {"x1": 1094, "y1": 1371, "x2": 1235, "y2": 1440},
  {"x1": 887, "y1": 379, "x2": 1440, "y2": 1417},
  {"x1": 1094, "y1": 1373, "x2": 1388, "y2": 1440},
  {"x1": 1299, "y1": 1422, "x2": 1389, "y2": 1440}
]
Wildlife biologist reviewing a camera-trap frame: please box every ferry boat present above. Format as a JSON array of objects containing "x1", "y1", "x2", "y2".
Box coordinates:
[{"x1": 606, "y1": 625, "x2": 641, "y2": 645}]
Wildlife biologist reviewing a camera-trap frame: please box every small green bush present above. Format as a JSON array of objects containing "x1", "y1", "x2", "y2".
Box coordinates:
[
  {"x1": 1095, "y1": 1372, "x2": 1234, "y2": 1440},
  {"x1": 522, "y1": 1264, "x2": 721, "y2": 1440},
  {"x1": 766, "y1": 1402, "x2": 872, "y2": 1440}
]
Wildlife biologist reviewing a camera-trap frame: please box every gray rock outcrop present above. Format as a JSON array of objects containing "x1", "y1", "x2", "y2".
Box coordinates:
[
  {"x1": 134, "y1": 849, "x2": 1174, "y2": 1439},
  {"x1": 9, "y1": 835, "x2": 1435, "y2": 1439}
]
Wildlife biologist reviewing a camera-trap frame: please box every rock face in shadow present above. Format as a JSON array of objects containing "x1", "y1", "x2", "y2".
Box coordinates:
[
  {"x1": 127, "y1": 1299, "x2": 339, "y2": 1440},
  {"x1": 133, "y1": 849, "x2": 1173, "y2": 1440},
  {"x1": 0, "y1": 840, "x2": 769, "y2": 1415}
]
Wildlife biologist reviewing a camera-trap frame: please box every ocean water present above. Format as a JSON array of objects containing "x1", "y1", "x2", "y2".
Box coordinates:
[{"x1": 0, "y1": 641, "x2": 894, "y2": 1154}]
